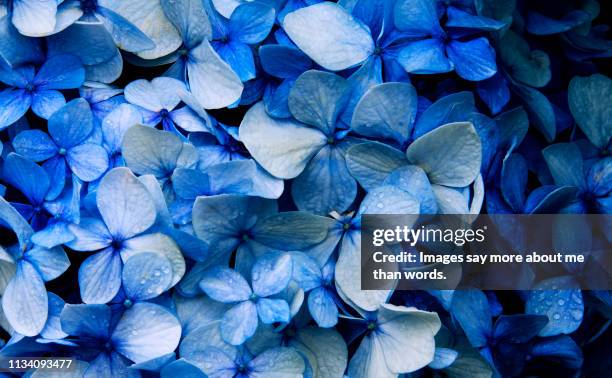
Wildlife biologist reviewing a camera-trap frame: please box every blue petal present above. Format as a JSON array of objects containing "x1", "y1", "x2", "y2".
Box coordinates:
[
  {"x1": 397, "y1": 38, "x2": 452, "y2": 74},
  {"x1": 413, "y1": 91, "x2": 476, "y2": 139},
  {"x1": 588, "y1": 157, "x2": 612, "y2": 197},
  {"x1": 525, "y1": 276, "x2": 584, "y2": 337},
  {"x1": 239, "y1": 102, "x2": 327, "y2": 179},
  {"x1": 221, "y1": 300, "x2": 258, "y2": 345},
  {"x1": 160, "y1": 0, "x2": 211, "y2": 47},
  {"x1": 96, "y1": 167, "x2": 157, "y2": 240},
  {"x1": 31, "y1": 220, "x2": 75, "y2": 249},
  {"x1": 542, "y1": 143, "x2": 585, "y2": 188},
  {"x1": 125, "y1": 77, "x2": 186, "y2": 112},
  {"x1": 383, "y1": 165, "x2": 437, "y2": 214},
  {"x1": 42, "y1": 156, "x2": 67, "y2": 201},
  {"x1": 526, "y1": 10, "x2": 590, "y2": 35},
  {"x1": 477, "y1": 72, "x2": 510, "y2": 115},
  {"x1": 60, "y1": 303, "x2": 111, "y2": 339},
  {"x1": 47, "y1": 23, "x2": 118, "y2": 66},
  {"x1": 121, "y1": 125, "x2": 184, "y2": 177},
  {"x1": 34, "y1": 54, "x2": 85, "y2": 90},
  {"x1": 111, "y1": 302, "x2": 182, "y2": 363},
  {"x1": 97, "y1": 6, "x2": 156, "y2": 53},
  {"x1": 446, "y1": 37, "x2": 497, "y2": 81},
  {"x1": 199, "y1": 266, "x2": 252, "y2": 302},
  {"x1": 11, "y1": 0, "x2": 57, "y2": 37},
  {"x1": 172, "y1": 168, "x2": 211, "y2": 199},
  {"x1": 30, "y1": 90, "x2": 66, "y2": 119},
  {"x1": 66, "y1": 217, "x2": 113, "y2": 251},
  {"x1": 493, "y1": 314, "x2": 549, "y2": 341},
  {"x1": 161, "y1": 359, "x2": 207, "y2": 378},
  {"x1": 345, "y1": 141, "x2": 408, "y2": 191},
  {"x1": 498, "y1": 30, "x2": 551, "y2": 88},
  {"x1": 67, "y1": 144, "x2": 109, "y2": 182},
  {"x1": 428, "y1": 348, "x2": 458, "y2": 369},
  {"x1": 191, "y1": 347, "x2": 236, "y2": 376},
  {"x1": 406, "y1": 122, "x2": 482, "y2": 187},
  {"x1": 308, "y1": 287, "x2": 338, "y2": 327},
  {"x1": 170, "y1": 106, "x2": 209, "y2": 133},
  {"x1": 78, "y1": 249, "x2": 122, "y2": 304},
  {"x1": 214, "y1": 40, "x2": 256, "y2": 82},
  {"x1": 40, "y1": 292, "x2": 68, "y2": 341},
  {"x1": 0, "y1": 16, "x2": 44, "y2": 68},
  {"x1": 568, "y1": 74, "x2": 612, "y2": 150},
  {"x1": 450, "y1": 290, "x2": 492, "y2": 348},
  {"x1": 252, "y1": 253, "x2": 293, "y2": 297},
  {"x1": 0, "y1": 89, "x2": 31, "y2": 129},
  {"x1": 187, "y1": 40, "x2": 243, "y2": 109},
  {"x1": 229, "y1": 2, "x2": 275, "y2": 44},
  {"x1": 2, "y1": 260, "x2": 48, "y2": 336},
  {"x1": 249, "y1": 347, "x2": 305, "y2": 376},
  {"x1": 24, "y1": 245, "x2": 70, "y2": 281},
  {"x1": 259, "y1": 45, "x2": 312, "y2": 79},
  {"x1": 445, "y1": 6, "x2": 506, "y2": 31},
  {"x1": 288, "y1": 70, "x2": 348, "y2": 135},
  {"x1": 251, "y1": 212, "x2": 328, "y2": 250},
  {"x1": 205, "y1": 160, "x2": 284, "y2": 199},
  {"x1": 12, "y1": 129, "x2": 58, "y2": 162},
  {"x1": 393, "y1": 0, "x2": 443, "y2": 36},
  {"x1": 122, "y1": 252, "x2": 173, "y2": 301},
  {"x1": 257, "y1": 298, "x2": 290, "y2": 324},
  {"x1": 292, "y1": 145, "x2": 357, "y2": 214},
  {"x1": 0, "y1": 197, "x2": 34, "y2": 249},
  {"x1": 351, "y1": 82, "x2": 417, "y2": 145},
  {"x1": 512, "y1": 83, "x2": 556, "y2": 142},
  {"x1": 102, "y1": 103, "x2": 142, "y2": 154},
  {"x1": 501, "y1": 153, "x2": 527, "y2": 212},
  {"x1": 3, "y1": 153, "x2": 49, "y2": 205},
  {"x1": 48, "y1": 98, "x2": 94, "y2": 148},
  {"x1": 282, "y1": 2, "x2": 374, "y2": 71}
]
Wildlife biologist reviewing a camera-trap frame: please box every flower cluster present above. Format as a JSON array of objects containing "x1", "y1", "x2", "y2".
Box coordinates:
[{"x1": 0, "y1": 0, "x2": 610, "y2": 377}]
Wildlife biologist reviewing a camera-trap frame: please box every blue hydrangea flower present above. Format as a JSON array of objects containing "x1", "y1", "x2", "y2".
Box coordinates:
[
  {"x1": 60, "y1": 302, "x2": 181, "y2": 374},
  {"x1": 12, "y1": 98, "x2": 110, "y2": 188},
  {"x1": 0, "y1": 197, "x2": 70, "y2": 336},
  {"x1": 207, "y1": 1, "x2": 276, "y2": 82},
  {"x1": 66, "y1": 167, "x2": 184, "y2": 304},
  {"x1": 124, "y1": 77, "x2": 210, "y2": 136},
  {"x1": 199, "y1": 253, "x2": 293, "y2": 345},
  {"x1": 0, "y1": 54, "x2": 84, "y2": 128},
  {"x1": 393, "y1": 0, "x2": 504, "y2": 81},
  {"x1": 160, "y1": 0, "x2": 243, "y2": 109}
]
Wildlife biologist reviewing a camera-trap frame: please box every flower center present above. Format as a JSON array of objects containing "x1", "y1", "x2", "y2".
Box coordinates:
[
  {"x1": 25, "y1": 83, "x2": 35, "y2": 92},
  {"x1": 123, "y1": 299, "x2": 133, "y2": 308},
  {"x1": 367, "y1": 321, "x2": 377, "y2": 331},
  {"x1": 58, "y1": 148, "x2": 67, "y2": 156},
  {"x1": 111, "y1": 239, "x2": 123, "y2": 251},
  {"x1": 160, "y1": 109, "x2": 170, "y2": 118}
]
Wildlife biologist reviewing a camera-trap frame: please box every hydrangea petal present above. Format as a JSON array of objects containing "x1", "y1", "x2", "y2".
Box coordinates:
[
  {"x1": 221, "y1": 300, "x2": 258, "y2": 345},
  {"x1": 199, "y1": 267, "x2": 252, "y2": 303},
  {"x1": 78, "y1": 249, "x2": 122, "y2": 304}
]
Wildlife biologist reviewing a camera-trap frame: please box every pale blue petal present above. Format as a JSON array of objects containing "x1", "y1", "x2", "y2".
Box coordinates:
[
  {"x1": 413, "y1": 91, "x2": 475, "y2": 138},
  {"x1": 383, "y1": 165, "x2": 437, "y2": 214},
  {"x1": 256, "y1": 298, "x2": 290, "y2": 324},
  {"x1": 122, "y1": 125, "x2": 184, "y2": 177},
  {"x1": 122, "y1": 252, "x2": 173, "y2": 301},
  {"x1": 193, "y1": 347, "x2": 236, "y2": 377},
  {"x1": 358, "y1": 185, "x2": 420, "y2": 215},
  {"x1": 249, "y1": 347, "x2": 305, "y2": 377},
  {"x1": 47, "y1": 22, "x2": 118, "y2": 66},
  {"x1": 111, "y1": 302, "x2": 182, "y2": 363},
  {"x1": 187, "y1": 40, "x2": 243, "y2": 109},
  {"x1": 97, "y1": 6, "x2": 156, "y2": 53},
  {"x1": 2, "y1": 260, "x2": 48, "y2": 336},
  {"x1": 428, "y1": 348, "x2": 458, "y2": 369},
  {"x1": 251, "y1": 212, "x2": 328, "y2": 250},
  {"x1": 406, "y1": 122, "x2": 481, "y2": 187},
  {"x1": 160, "y1": 0, "x2": 212, "y2": 47},
  {"x1": 199, "y1": 266, "x2": 252, "y2": 303},
  {"x1": 288, "y1": 70, "x2": 348, "y2": 134},
  {"x1": 170, "y1": 106, "x2": 209, "y2": 132},
  {"x1": 214, "y1": 40, "x2": 256, "y2": 82},
  {"x1": 252, "y1": 253, "x2": 293, "y2": 297},
  {"x1": 39, "y1": 292, "x2": 68, "y2": 341},
  {"x1": 308, "y1": 287, "x2": 338, "y2": 327},
  {"x1": 282, "y1": 2, "x2": 374, "y2": 71},
  {"x1": 96, "y1": 167, "x2": 156, "y2": 239},
  {"x1": 205, "y1": 160, "x2": 284, "y2": 199},
  {"x1": 161, "y1": 359, "x2": 207, "y2": 378},
  {"x1": 221, "y1": 300, "x2": 258, "y2": 345},
  {"x1": 79, "y1": 249, "x2": 122, "y2": 304},
  {"x1": 450, "y1": 290, "x2": 491, "y2": 348},
  {"x1": 124, "y1": 77, "x2": 186, "y2": 112},
  {"x1": 102, "y1": 103, "x2": 142, "y2": 154},
  {"x1": 239, "y1": 102, "x2": 327, "y2": 179},
  {"x1": 345, "y1": 141, "x2": 408, "y2": 191},
  {"x1": 67, "y1": 144, "x2": 109, "y2": 182},
  {"x1": 66, "y1": 218, "x2": 113, "y2": 251},
  {"x1": 11, "y1": 0, "x2": 57, "y2": 37}
]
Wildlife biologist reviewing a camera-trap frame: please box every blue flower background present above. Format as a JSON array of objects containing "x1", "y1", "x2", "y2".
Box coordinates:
[{"x1": 0, "y1": 0, "x2": 610, "y2": 376}]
